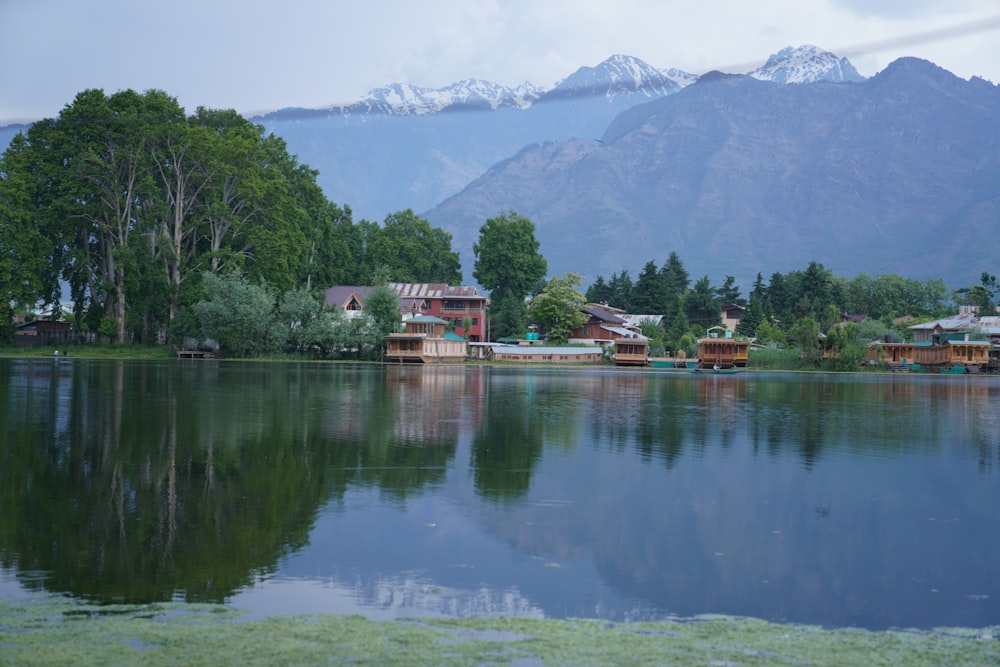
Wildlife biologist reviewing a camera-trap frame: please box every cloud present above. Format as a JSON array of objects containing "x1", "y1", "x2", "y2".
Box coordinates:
[{"x1": 1, "y1": 0, "x2": 999, "y2": 123}]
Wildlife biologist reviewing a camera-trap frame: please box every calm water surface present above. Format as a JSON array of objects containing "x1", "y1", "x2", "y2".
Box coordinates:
[{"x1": 1, "y1": 358, "x2": 997, "y2": 630}]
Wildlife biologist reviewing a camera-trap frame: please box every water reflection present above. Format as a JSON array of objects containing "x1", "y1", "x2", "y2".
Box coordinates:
[{"x1": 1, "y1": 360, "x2": 998, "y2": 630}]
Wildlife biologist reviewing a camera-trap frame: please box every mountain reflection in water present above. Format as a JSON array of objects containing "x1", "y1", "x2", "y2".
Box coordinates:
[{"x1": 1, "y1": 360, "x2": 997, "y2": 630}]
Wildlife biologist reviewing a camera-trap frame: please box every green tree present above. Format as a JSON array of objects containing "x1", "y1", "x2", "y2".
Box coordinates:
[
  {"x1": 683, "y1": 276, "x2": 720, "y2": 332},
  {"x1": 585, "y1": 275, "x2": 612, "y2": 305},
  {"x1": 632, "y1": 260, "x2": 667, "y2": 314},
  {"x1": 193, "y1": 271, "x2": 277, "y2": 357},
  {"x1": 364, "y1": 281, "x2": 401, "y2": 347},
  {"x1": 662, "y1": 295, "x2": 690, "y2": 354},
  {"x1": 365, "y1": 209, "x2": 461, "y2": 284},
  {"x1": 790, "y1": 316, "x2": 822, "y2": 365},
  {"x1": 717, "y1": 275, "x2": 744, "y2": 306},
  {"x1": 489, "y1": 291, "x2": 529, "y2": 340},
  {"x1": 0, "y1": 134, "x2": 50, "y2": 343},
  {"x1": 606, "y1": 270, "x2": 633, "y2": 311},
  {"x1": 473, "y1": 211, "x2": 547, "y2": 303},
  {"x1": 659, "y1": 252, "x2": 689, "y2": 303},
  {"x1": 528, "y1": 273, "x2": 589, "y2": 344},
  {"x1": 736, "y1": 273, "x2": 766, "y2": 338},
  {"x1": 956, "y1": 272, "x2": 997, "y2": 314},
  {"x1": 756, "y1": 320, "x2": 787, "y2": 347}
]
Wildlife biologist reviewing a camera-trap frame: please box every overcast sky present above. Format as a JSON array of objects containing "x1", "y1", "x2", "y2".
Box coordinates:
[{"x1": 2, "y1": 0, "x2": 999, "y2": 124}]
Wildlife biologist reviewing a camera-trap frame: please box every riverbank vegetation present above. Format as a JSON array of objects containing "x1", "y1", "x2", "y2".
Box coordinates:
[
  {"x1": 2, "y1": 598, "x2": 997, "y2": 666},
  {"x1": 2, "y1": 89, "x2": 995, "y2": 368}
]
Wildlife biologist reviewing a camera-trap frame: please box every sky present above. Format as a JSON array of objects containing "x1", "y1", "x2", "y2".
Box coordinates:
[{"x1": 2, "y1": 0, "x2": 1000, "y2": 124}]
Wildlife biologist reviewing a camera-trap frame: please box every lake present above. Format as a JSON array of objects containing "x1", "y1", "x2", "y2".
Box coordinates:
[{"x1": 1, "y1": 358, "x2": 997, "y2": 631}]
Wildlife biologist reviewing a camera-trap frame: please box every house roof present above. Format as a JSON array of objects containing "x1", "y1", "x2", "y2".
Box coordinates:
[
  {"x1": 909, "y1": 313, "x2": 978, "y2": 331},
  {"x1": 389, "y1": 283, "x2": 485, "y2": 300},
  {"x1": 324, "y1": 286, "x2": 375, "y2": 309},
  {"x1": 583, "y1": 305, "x2": 626, "y2": 325},
  {"x1": 326, "y1": 283, "x2": 486, "y2": 310},
  {"x1": 407, "y1": 315, "x2": 447, "y2": 324}
]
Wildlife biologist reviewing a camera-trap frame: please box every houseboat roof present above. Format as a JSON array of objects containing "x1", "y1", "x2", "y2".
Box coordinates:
[
  {"x1": 406, "y1": 315, "x2": 448, "y2": 324},
  {"x1": 607, "y1": 326, "x2": 647, "y2": 340},
  {"x1": 491, "y1": 345, "x2": 602, "y2": 356}
]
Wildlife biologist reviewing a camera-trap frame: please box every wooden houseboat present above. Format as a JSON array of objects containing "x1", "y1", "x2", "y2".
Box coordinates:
[
  {"x1": 867, "y1": 336, "x2": 990, "y2": 373},
  {"x1": 384, "y1": 315, "x2": 467, "y2": 363},
  {"x1": 613, "y1": 336, "x2": 649, "y2": 366},
  {"x1": 696, "y1": 328, "x2": 749, "y2": 370}
]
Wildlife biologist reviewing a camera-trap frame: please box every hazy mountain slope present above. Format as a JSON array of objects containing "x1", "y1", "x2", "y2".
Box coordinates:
[
  {"x1": 425, "y1": 58, "x2": 1000, "y2": 288},
  {"x1": 252, "y1": 47, "x2": 859, "y2": 223},
  {"x1": 255, "y1": 55, "x2": 684, "y2": 221}
]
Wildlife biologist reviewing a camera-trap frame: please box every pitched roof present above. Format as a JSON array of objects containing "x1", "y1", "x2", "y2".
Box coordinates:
[
  {"x1": 583, "y1": 305, "x2": 626, "y2": 324},
  {"x1": 324, "y1": 286, "x2": 375, "y2": 308}
]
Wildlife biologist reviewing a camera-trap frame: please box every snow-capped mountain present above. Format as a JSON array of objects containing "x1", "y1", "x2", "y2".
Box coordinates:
[
  {"x1": 546, "y1": 53, "x2": 683, "y2": 100},
  {"x1": 259, "y1": 49, "x2": 861, "y2": 121},
  {"x1": 662, "y1": 67, "x2": 699, "y2": 89},
  {"x1": 327, "y1": 79, "x2": 544, "y2": 116},
  {"x1": 750, "y1": 45, "x2": 864, "y2": 84}
]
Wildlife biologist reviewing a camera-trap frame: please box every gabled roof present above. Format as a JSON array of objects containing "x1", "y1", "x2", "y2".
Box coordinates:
[
  {"x1": 909, "y1": 313, "x2": 978, "y2": 331},
  {"x1": 324, "y1": 286, "x2": 376, "y2": 309},
  {"x1": 583, "y1": 304, "x2": 626, "y2": 325}
]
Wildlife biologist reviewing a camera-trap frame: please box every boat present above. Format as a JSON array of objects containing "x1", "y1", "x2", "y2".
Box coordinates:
[
  {"x1": 695, "y1": 327, "x2": 749, "y2": 372},
  {"x1": 692, "y1": 365, "x2": 746, "y2": 374}
]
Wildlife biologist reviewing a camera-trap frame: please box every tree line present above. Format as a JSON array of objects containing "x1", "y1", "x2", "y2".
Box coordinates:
[
  {"x1": 1, "y1": 88, "x2": 994, "y2": 359},
  {"x1": 0, "y1": 89, "x2": 460, "y2": 347}
]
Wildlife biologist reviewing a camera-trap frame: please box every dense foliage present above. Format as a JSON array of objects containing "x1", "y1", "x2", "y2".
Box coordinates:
[
  {"x1": 473, "y1": 211, "x2": 547, "y2": 339},
  {"x1": 1, "y1": 88, "x2": 992, "y2": 363},
  {"x1": 0, "y1": 90, "x2": 457, "y2": 348}
]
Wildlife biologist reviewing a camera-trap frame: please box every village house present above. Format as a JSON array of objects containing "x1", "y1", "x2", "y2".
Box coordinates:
[
  {"x1": 569, "y1": 304, "x2": 644, "y2": 345},
  {"x1": 384, "y1": 315, "x2": 467, "y2": 363},
  {"x1": 720, "y1": 303, "x2": 744, "y2": 334},
  {"x1": 867, "y1": 306, "x2": 998, "y2": 372},
  {"x1": 325, "y1": 282, "x2": 489, "y2": 342}
]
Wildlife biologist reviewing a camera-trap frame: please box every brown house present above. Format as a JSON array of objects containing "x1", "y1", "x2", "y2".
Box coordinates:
[{"x1": 384, "y1": 315, "x2": 467, "y2": 363}]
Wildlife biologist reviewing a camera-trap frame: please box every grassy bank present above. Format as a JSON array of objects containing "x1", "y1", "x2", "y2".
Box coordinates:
[
  {"x1": 1, "y1": 599, "x2": 996, "y2": 666},
  {"x1": 0, "y1": 344, "x2": 175, "y2": 360}
]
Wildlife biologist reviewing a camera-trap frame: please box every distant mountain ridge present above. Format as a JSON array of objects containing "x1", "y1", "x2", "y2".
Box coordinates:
[
  {"x1": 248, "y1": 46, "x2": 865, "y2": 224},
  {"x1": 424, "y1": 57, "x2": 1000, "y2": 289},
  {"x1": 258, "y1": 46, "x2": 856, "y2": 121}
]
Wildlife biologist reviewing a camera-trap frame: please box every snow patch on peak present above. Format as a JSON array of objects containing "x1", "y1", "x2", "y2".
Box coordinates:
[
  {"x1": 750, "y1": 45, "x2": 865, "y2": 84},
  {"x1": 552, "y1": 54, "x2": 681, "y2": 100}
]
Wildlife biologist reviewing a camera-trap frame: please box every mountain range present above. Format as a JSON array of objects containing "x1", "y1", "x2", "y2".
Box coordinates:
[
  {"x1": 425, "y1": 57, "x2": 999, "y2": 289},
  {"x1": 3, "y1": 47, "x2": 994, "y2": 290},
  {"x1": 250, "y1": 47, "x2": 862, "y2": 231}
]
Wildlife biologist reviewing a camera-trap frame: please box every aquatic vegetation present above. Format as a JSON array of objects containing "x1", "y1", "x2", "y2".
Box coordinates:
[{"x1": 1, "y1": 598, "x2": 997, "y2": 666}]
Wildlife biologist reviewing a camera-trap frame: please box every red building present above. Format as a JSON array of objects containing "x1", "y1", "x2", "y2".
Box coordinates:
[{"x1": 324, "y1": 283, "x2": 489, "y2": 342}]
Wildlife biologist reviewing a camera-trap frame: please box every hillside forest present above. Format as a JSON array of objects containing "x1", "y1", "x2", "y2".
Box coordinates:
[{"x1": 1, "y1": 89, "x2": 994, "y2": 361}]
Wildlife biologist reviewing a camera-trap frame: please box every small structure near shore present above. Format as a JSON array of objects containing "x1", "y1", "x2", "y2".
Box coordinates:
[
  {"x1": 484, "y1": 344, "x2": 603, "y2": 364},
  {"x1": 385, "y1": 315, "x2": 467, "y2": 363}
]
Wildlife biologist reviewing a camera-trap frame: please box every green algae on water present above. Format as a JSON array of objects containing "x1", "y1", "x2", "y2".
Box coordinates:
[{"x1": 1, "y1": 598, "x2": 997, "y2": 666}]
